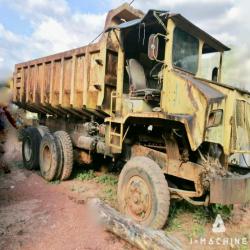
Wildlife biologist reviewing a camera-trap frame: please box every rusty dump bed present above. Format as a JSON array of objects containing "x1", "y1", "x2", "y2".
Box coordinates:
[{"x1": 12, "y1": 4, "x2": 143, "y2": 119}]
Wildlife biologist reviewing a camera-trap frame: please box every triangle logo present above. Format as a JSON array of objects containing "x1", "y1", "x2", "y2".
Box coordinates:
[{"x1": 212, "y1": 214, "x2": 226, "y2": 233}]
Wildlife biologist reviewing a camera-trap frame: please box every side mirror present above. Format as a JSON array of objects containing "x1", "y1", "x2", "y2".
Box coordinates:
[{"x1": 148, "y1": 34, "x2": 159, "y2": 61}]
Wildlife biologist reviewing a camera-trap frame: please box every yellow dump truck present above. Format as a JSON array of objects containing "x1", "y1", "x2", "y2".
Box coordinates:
[{"x1": 12, "y1": 4, "x2": 250, "y2": 229}]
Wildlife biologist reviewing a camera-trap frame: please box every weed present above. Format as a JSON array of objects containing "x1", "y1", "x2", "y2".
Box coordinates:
[
  {"x1": 238, "y1": 244, "x2": 249, "y2": 250},
  {"x1": 74, "y1": 170, "x2": 118, "y2": 204},
  {"x1": 101, "y1": 186, "x2": 117, "y2": 204},
  {"x1": 104, "y1": 187, "x2": 116, "y2": 197},
  {"x1": 186, "y1": 223, "x2": 205, "y2": 240},
  {"x1": 166, "y1": 217, "x2": 182, "y2": 232},
  {"x1": 166, "y1": 200, "x2": 209, "y2": 235},
  {"x1": 76, "y1": 170, "x2": 95, "y2": 181},
  {"x1": 168, "y1": 200, "x2": 196, "y2": 220},
  {"x1": 193, "y1": 207, "x2": 208, "y2": 225},
  {"x1": 210, "y1": 204, "x2": 233, "y2": 221},
  {"x1": 95, "y1": 174, "x2": 118, "y2": 186},
  {"x1": 166, "y1": 201, "x2": 190, "y2": 232}
]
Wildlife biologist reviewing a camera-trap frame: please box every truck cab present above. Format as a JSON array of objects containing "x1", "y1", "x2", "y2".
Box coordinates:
[{"x1": 106, "y1": 7, "x2": 250, "y2": 220}]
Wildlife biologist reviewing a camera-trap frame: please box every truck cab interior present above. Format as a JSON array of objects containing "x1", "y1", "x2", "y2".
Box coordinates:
[{"x1": 116, "y1": 11, "x2": 168, "y2": 103}]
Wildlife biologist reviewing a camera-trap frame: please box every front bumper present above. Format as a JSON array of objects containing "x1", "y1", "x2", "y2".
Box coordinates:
[{"x1": 210, "y1": 173, "x2": 250, "y2": 204}]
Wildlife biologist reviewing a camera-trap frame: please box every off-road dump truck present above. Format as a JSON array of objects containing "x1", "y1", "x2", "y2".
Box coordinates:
[{"x1": 12, "y1": 4, "x2": 250, "y2": 229}]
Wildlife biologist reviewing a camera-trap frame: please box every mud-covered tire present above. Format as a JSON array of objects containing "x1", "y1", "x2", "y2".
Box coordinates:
[
  {"x1": 37, "y1": 125, "x2": 50, "y2": 137},
  {"x1": 54, "y1": 131, "x2": 73, "y2": 180},
  {"x1": 118, "y1": 156, "x2": 170, "y2": 229},
  {"x1": 22, "y1": 127, "x2": 42, "y2": 170},
  {"x1": 39, "y1": 133, "x2": 61, "y2": 181}
]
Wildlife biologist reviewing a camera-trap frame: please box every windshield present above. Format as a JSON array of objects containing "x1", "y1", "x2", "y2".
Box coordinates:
[{"x1": 172, "y1": 27, "x2": 199, "y2": 74}]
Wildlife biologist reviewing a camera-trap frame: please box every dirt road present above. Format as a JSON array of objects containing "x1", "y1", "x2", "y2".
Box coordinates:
[{"x1": 0, "y1": 165, "x2": 131, "y2": 250}]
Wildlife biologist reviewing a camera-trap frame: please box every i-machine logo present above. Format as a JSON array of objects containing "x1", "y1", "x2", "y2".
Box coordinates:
[
  {"x1": 212, "y1": 214, "x2": 226, "y2": 233},
  {"x1": 190, "y1": 214, "x2": 248, "y2": 247}
]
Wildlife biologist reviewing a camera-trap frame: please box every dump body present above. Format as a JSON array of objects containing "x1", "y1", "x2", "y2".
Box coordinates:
[
  {"x1": 12, "y1": 4, "x2": 143, "y2": 118},
  {"x1": 14, "y1": 43, "x2": 105, "y2": 111}
]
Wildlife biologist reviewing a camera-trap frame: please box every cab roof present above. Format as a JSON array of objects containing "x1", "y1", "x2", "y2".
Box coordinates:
[
  {"x1": 169, "y1": 13, "x2": 230, "y2": 53},
  {"x1": 114, "y1": 9, "x2": 230, "y2": 53}
]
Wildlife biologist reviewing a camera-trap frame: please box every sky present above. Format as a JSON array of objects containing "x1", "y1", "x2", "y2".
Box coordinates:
[{"x1": 0, "y1": 0, "x2": 249, "y2": 90}]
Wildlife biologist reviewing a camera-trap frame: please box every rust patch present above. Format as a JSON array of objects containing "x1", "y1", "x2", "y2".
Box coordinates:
[
  {"x1": 210, "y1": 173, "x2": 250, "y2": 204},
  {"x1": 78, "y1": 150, "x2": 93, "y2": 165}
]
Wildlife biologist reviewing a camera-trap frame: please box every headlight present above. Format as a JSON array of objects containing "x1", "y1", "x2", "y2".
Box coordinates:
[{"x1": 207, "y1": 109, "x2": 223, "y2": 128}]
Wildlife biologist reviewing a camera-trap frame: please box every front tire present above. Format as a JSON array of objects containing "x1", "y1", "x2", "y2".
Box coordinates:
[{"x1": 118, "y1": 156, "x2": 170, "y2": 229}]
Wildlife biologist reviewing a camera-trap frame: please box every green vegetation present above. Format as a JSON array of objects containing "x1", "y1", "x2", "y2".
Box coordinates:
[
  {"x1": 166, "y1": 217, "x2": 182, "y2": 232},
  {"x1": 75, "y1": 170, "x2": 118, "y2": 187},
  {"x1": 166, "y1": 201, "x2": 207, "y2": 232},
  {"x1": 210, "y1": 204, "x2": 233, "y2": 221},
  {"x1": 95, "y1": 174, "x2": 118, "y2": 186},
  {"x1": 186, "y1": 223, "x2": 205, "y2": 240},
  {"x1": 76, "y1": 170, "x2": 95, "y2": 181},
  {"x1": 74, "y1": 170, "x2": 118, "y2": 205},
  {"x1": 165, "y1": 200, "x2": 234, "y2": 239},
  {"x1": 95, "y1": 174, "x2": 118, "y2": 205},
  {"x1": 103, "y1": 187, "x2": 117, "y2": 201},
  {"x1": 238, "y1": 244, "x2": 249, "y2": 250}
]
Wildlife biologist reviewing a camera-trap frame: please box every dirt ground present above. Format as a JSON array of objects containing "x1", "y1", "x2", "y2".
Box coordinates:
[
  {"x1": 0, "y1": 129, "x2": 133, "y2": 250},
  {"x1": 1, "y1": 129, "x2": 250, "y2": 250},
  {"x1": 0, "y1": 164, "x2": 136, "y2": 250}
]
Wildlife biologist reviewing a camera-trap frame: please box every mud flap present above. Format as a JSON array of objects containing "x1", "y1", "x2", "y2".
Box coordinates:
[{"x1": 210, "y1": 173, "x2": 250, "y2": 204}]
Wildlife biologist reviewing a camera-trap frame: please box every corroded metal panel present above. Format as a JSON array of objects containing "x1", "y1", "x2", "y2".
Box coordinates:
[
  {"x1": 232, "y1": 100, "x2": 250, "y2": 153},
  {"x1": 210, "y1": 174, "x2": 250, "y2": 204}
]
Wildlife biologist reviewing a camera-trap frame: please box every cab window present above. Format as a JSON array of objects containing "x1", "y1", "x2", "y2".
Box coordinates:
[{"x1": 172, "y1": 27, "x2": 199, "y2": 74}]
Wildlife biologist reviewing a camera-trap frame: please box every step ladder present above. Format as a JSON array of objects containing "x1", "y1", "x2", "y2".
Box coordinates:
[{"x1": 108, "y1": 91, "x2": 128, "y2": 153}]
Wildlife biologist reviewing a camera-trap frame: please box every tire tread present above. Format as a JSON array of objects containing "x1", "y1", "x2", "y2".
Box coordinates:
[{"x1": 118, "y1": 156, "x2": 170, "y2": 229}]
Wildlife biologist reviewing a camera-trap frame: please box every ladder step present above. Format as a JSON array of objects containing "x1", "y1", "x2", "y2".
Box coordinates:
[
  {"x1": 109, "y1": 143, "x2": 121, "y2": 149},
  {"x1": 110, "y1": 132, "x2": 122, "y2": 137}
]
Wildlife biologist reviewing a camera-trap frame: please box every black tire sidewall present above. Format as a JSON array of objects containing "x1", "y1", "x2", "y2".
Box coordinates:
[
  {"x1": 39, "y1": 133, "x2": 60, "y2": 181},
  {"x1": 54, "y1": 133, "x2": 64, "y2": 180},
  {"x1": 22, "y1": 127, "x2": 42, "y2": 170},
  {"x1": 54, "y1": 131, "x2": 73, "y2": 181}
]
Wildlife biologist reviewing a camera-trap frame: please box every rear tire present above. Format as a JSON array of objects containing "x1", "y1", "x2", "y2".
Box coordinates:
[
  {"x1": 22, "y1": 127, "x2": 42, "y2": 170},
  {"x1": 39, "y1": 133, "x2": 61, "y2": 181},
  {"x1": 54, "y1": 131, "x2": 73, "y2": 180},
  {"x1": 118, "y1": 156, "x2": 170, "y2": 229},
  {"x1": 37, "y1": 125, "x2": 50, "y2": 137}
]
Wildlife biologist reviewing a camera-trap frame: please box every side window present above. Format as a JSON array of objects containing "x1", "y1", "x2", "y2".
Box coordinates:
[
  {"x1": 172, "y1": 27, "x2": 199, "y2": 74},
  {"x1": 199, "y1": 44, "x2": 220, "y2": 81}
]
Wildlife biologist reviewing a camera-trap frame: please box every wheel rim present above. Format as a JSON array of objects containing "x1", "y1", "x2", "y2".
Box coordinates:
[
  {"x1": 42, "y1": 145, "x2": 52, "y2": 172},
  {"x1": 124, "y1": 175, "x2": 152, "y2": 222},
  {"x1": 24, "y1": 138, "x2": 32, "y2": 161}
]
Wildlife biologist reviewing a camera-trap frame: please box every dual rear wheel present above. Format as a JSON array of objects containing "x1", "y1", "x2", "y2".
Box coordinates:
[{"x1": 22, "y1": 127, "x2": 73, "y2": 181}]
